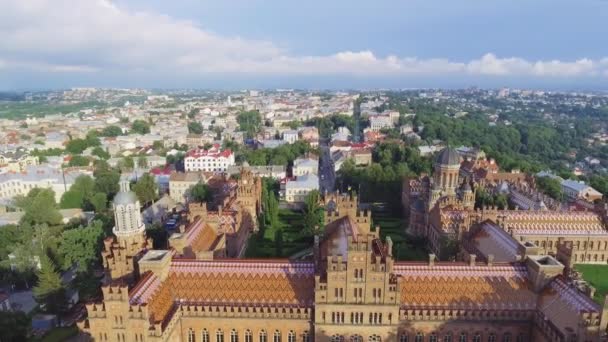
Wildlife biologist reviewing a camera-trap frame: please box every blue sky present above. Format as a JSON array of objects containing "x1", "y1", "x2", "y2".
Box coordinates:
[{"x1": 1, "y1": 0, "x2": 607, "y2": 90}]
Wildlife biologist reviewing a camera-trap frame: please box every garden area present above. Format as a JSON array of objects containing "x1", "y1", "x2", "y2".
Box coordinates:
[
  {"x1": 371, "y1": 205, "x2": 428, "y2": 261},
  {"x1": 574, "y1": 264, "x2": 608, "y2": 304},
  {"x1": 244, "y1": 209, "x2": 313, "y2": 258}
]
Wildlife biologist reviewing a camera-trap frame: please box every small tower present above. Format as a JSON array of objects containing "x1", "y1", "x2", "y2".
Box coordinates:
[
  {"x1": 462, "y1": 181, "x2": 475, "y2": 209},
  {"x1": 101, "y1": 178, "x2": 149, "y2": 281},
  {"x1": 432, "y1": 147, "x2": 461, "y2": 195}
]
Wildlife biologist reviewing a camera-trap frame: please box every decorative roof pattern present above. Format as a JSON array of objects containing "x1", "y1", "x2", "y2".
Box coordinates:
[
  {"x1": 503, "y1": 211, "x2": 607, "y2": 236},
  {"x1": 143, "y1": 260, "x2": 315, "y2": 324},
  {"x1": 395, "y1": 264, "x2": 535, "y2": 310}
]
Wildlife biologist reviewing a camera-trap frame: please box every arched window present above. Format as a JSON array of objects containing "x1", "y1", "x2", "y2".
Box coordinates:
[
  {"x1": 502, "y1": 333, "x2": 511, "y2": 342},
  {"x1": 301, "y1": 331, "x2": 310, "y2": 342},
  {"x1": 260, "y1": 330, "x2": 267, "y2": 342},
  {"x1": 430, "y1": 334, "x2": 438, "y2": 342},
  {"x1": 331, "y1": 335, "x2": 344, "y2": 342},
  {"x1": 473, "y1": 333, "x2": 481, "y2": 342},
  {"x1": 189, "y1": 329, "x2": 196, "y2": 342},
  {"x1": 369, "y1": 335, "x2": 381, "y2": 342},
  {"x1": 288, "y1": 331, "x2": 295, "y2": 342},
  {"x1": 274, "y1": 330, "x2": 281, "y2": 342},
  {"x1": 399, "y1": 334, "x2": 408, "y2": 342},
  {"x1": 351, "y1": 335, "x2": 363, "y2": 342},
  {"x1": 444, "y1": 332, "x2": 453, "y2": 342},
  {"x1": 488, "y1": 333, "x2": 496, "y2": 342},
  {"x1": 245, "y1": 330, "x2": 253, "y2": 342},
  {"x1": 231, "y1": 329, "x2": 238, "y2": 342},
  {"x1": 459, "y1": 333, "x2": 467, "y2": 342},
  {"x1": 217, "y1": 329, "x2": 224, "y2": 342},
  {"x1": 515, "y1": 334, "x2": 525, "y2": 342},
  {"x1": 202, "y1": 329, "x2": 210, "y2": 342},
  {"x1": 415, "y1": 333, "x2": 424, "y2": 342}
]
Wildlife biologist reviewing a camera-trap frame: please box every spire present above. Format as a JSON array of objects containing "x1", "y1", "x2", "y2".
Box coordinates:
[{"x1": 119, "y1": 179, "x2": 130, "y2": 193}]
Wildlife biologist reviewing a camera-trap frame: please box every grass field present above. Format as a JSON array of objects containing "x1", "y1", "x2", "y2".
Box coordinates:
[
  {"x1": 244, "y1": 209, "x2": 312, "y2": 258},
  {"x1": 371, "y1": 207, "x2": 428, "y2": 261},
  {"x1": 574, "y1": 264, "x2": 608, "y2": 304}
]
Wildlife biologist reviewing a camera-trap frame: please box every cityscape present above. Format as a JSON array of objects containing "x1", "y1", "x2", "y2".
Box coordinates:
[{"x1": 1, "y1": 1, "x2": 608, "y2": 342}]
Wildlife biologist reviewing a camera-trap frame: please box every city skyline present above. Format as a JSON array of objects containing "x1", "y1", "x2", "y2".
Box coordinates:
[{"x1": 1, "y1": 0, "x2": 608, "y2": 90}]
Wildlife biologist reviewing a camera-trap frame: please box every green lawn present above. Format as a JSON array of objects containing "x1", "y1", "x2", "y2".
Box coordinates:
[
  {"x1": 245, "y1": 209, "x2": 312, "y2": 258},
  {"x1": 372, "y1": 207, "x2": 428, "y2": 261},
  {"x1": 35, "y1": 326, "x2": 78, "y2": 342},
  {"x1": 574, "y1": 264, "x2": 608, "y2": 304}
]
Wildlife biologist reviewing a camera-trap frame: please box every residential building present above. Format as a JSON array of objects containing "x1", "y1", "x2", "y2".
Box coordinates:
[
  {"x1": 184, "y1": 144, "x2": 235, "y2": 172},
  {"x1": 284, "y1": 173, "x2": 319, "y2": 203},
  {"x1": 369, "y1": 115, "x2": 393, "y2": 131},
  {"x1": 169, "y1": 171, "x2": 208, "y2": 203},
  {"x1": 562, "y1": 180, "x2": 604, "y2": 202},
  {"x1": 300, "y1": 126, "x2": 319, "y2": 147},
  {"x1": 227, "y1": 164, "x2": 286, "y2": 180},
  {"x1": 282, "y1": 130, "x2": 299, "y2": 144},
  {"x1": 293, "y1": 157, "x2": 319, "y2": 176},
  {"x1": 0, "y1": 151, "x2": 39, "y2": 172}
]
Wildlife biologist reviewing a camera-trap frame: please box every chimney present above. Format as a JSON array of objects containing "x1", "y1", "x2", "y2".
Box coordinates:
[
  {"x1": 428, "y1": 254, "x2": 435, "y2": 267},
  {"x1": 469, "y1": 254, "x2": 477, "y2": 266}
]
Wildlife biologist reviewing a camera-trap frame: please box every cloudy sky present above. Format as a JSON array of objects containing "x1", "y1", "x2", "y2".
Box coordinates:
[{"x1": 1, "y1": 0, "x2": 607, "y2": 90}]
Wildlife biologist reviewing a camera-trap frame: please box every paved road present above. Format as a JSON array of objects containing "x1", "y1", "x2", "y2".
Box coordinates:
[{"x1": 318, "y1": 139, "x2": 336, "y2": 194}]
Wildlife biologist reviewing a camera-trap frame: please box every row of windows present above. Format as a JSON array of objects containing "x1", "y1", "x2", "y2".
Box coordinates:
[
  {"x1": 398, "y1": 332, "x2": 526, "y2": 342},
  {"x1": 188, "y1": 329, "x2": 308, "y2": 342},
  {"x1": 326, "y1": 311, "x2": 391, "y2": 324}
]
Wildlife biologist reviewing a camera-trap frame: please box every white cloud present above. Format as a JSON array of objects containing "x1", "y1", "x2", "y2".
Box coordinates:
[{"x1": 0, "y1": 0, "x2": 606, "y2": 79}]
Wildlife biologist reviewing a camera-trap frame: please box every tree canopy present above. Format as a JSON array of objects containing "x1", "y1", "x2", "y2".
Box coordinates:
[
  {"x1": 188, "y1": 121, "x2": 204, "y2": 134},
  {"x1": 189, "y1": 182, "x2": 212, "y2": 203},
  {"x1": 131, "y1": 119, "x2": 151, "y2": 134},
  {"x1": 59, "y1": 221, "x2": 104, "y2": 272},
  {"x1": 237, "y1": 110, "x2": 262, "y2": 138},
  {"x1": 133, "y1": 173, "x2": 158, "y2": 204},
  {"x1": 18, "y1": 188, "x2": 62, "y2": 226}
]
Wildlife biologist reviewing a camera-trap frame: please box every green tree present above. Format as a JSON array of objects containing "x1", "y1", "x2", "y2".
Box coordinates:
[
  {"x1": 91, "y1": 146, "x2": 110, "y2": 160},
  {"x1": 131, "y1": 119, "x2": 151, "y2": 134},
  {"x1": 68, "y1": 154, "x2": 90, "y2": 167},
  {"x1": 59, "y1": 175, "x2": 96, "y2": 209},
  {"x1": 188, "y1": 121, "x2": 204, "y2": 134},
  {"x1": 133, "y1": 173, "x2": 158, "y2": 204},
  {"x1": 189, "y1": 182, "x2": 212, "y2": 203},
  {"x1": 146, "y1": 223, "x2": 168, "y2": 249},
  {"x1": 100, "y1": 125, "x2": 123, "y2": 137},
  {"x1": 237, "y1": 110, "x2": 262, "y2": 138},
  {"x1": 59, "y1": 221, "x2": 104, "y2": 272},
  {"x1": 93, "y1": 167, "x2": 120, "y2": 200},
  {"x1": 536, "y1": 176, "x2": 564, "y2": 201},
  {"x1": 33, "y1": 253, "x2": 65, "y2": 314},
  {"x1": 90, "y1": 192, "x2": 107, "y2": 212},
  {"x1": 303, "y1": 190, "x2": 324, "y2": 236},
  {"x1": 19, "y1": 189, "x2": 62, "y2": 226},
  {"x1": 65, "y1": 138, "x2": 89, "y2": 154},
  {"x1": 118, "y1": 156, "x2": 135, "y2": 170}
]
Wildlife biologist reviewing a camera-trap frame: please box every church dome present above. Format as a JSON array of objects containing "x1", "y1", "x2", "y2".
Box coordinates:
[
  {"x1": 435, "y1": 147, "x2": 460, "y2": 166},
  {"x1": 113, "y1": 179, "x2": 138, "y2": 205}
]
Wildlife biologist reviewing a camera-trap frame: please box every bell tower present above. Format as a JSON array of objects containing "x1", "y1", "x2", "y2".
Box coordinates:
[{"x1": 101, "y1": 179, "x2": 149, "y2": 281}]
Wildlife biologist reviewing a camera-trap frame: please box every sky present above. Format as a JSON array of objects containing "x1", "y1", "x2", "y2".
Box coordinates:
[{"x1": 0, "y1": 0, "x2": 607, "y2": 90}]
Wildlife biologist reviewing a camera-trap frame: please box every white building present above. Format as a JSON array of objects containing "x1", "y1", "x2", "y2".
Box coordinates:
[
  {"x1": 369, "y1": 115, "x2": 393, "y2": 131},
  {"x1": 293, "y1": 157, "x2": 318, "y2": 177},
  {"x1": 284, "y1": 174, "x2": 319, "y2": 203},
  {"x1": 0, "y1": 165, "x2": 93, "y2": 203},
  {"x1": 282, "y1": 130, "x2": 299, "y2": 144},
  {"x1": 184, "y1": 144, "x2": 235, "y2": 172}
]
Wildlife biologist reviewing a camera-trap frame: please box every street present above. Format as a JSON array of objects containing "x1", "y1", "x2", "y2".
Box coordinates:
[{"x1": 318, "y1": 139, "x2": 336, "y2": 194}]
